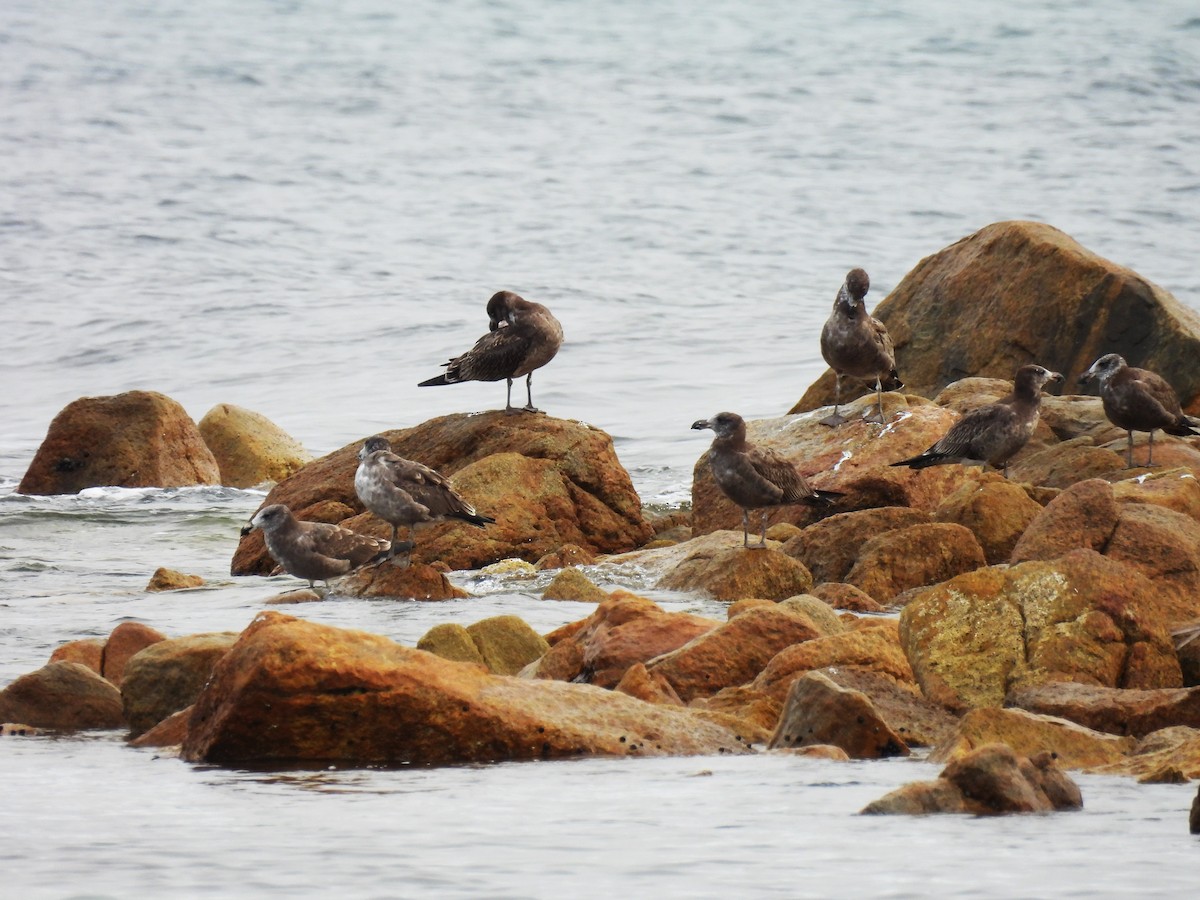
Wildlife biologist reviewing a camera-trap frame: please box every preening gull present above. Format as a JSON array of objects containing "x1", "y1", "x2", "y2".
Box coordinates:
[
  {"x1": 418, "y1": 291, "x2": 563, "y2": 413},
  {"x1": 819, "y1": 268, "x2": 902, "y2": 426}
]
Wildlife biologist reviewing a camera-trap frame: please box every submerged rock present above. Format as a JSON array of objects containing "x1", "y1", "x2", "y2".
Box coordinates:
[
  {"x1": 146, "y1": 567, "x2": 204, "y2": 592},
  {"x1": 863, "y1": 743, "x2": 1082, "y2": 816},
  {"x1": 0, "y1": 662, "x2": 124, "y2": 730},
  {"x1": 232, "y1": 412, "x2": 653, "y2": 574},
  {"x1": 181, "y1": 612, "x2": 753, "y2": 766},
  {"x1": 335, "y1": 561, "x2": 468, "y2": 600},
  {"x1": 197, "y1": 403, "x2": 310, "y2": 489},
  {"x1": 18, "y1": 390, "x2": 220, "y2": 495},
  {"x1": 541, "y1": 567, "x2": 609, "y2": 603}
]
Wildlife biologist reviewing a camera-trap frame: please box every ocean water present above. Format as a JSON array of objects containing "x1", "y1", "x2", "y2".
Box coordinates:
[{"x1": 2, "y1": 1, "x2": 1199, "y2": 896}]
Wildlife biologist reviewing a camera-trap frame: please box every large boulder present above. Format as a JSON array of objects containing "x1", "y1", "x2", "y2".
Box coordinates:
[
  {"x1": 181, "y1": 612, "x2": 753, "y2": 766},
  {"x1": 18, "y1": 391, "x2": 220, "y2": 495},
  {"x1": 792, "y1": 220, "x2": 1200, "y2": 413},
  {"x1": 0, "y1": 662, "x2": 124, "y2": 730},
  {"x1": 899, "y1": 550, "x2": 1184, "y2": 712},
  {"x1": 101, "y1": 621, "x2": 168, "y2": 688},
  {"x1": 934, "y1": 479, "x2": 1044, "y2": 565},
  {"x1": 232, "y1": 413, "x2": 653, "y2": 574},
  {"x1": 196, "y1": 403, "x2": 310, "y2": 488},
  {"x1": 121, "y1": 632, "x2": 238, "y2": 737}
]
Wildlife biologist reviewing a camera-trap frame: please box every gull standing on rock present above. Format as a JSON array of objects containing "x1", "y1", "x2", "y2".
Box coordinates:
[
  {"x1": 240, "y1": 504, "x2": 391, "y2": 591},
  {"x1": 691, "y1": 411, "x2": 843, "y2": 549},
  {"x1": 890, "y1": 364, "x2": 1063, "y2": 478},
  {"x1": 354, "y1": 435, "x2": 495, "y2": 565},
  {"x1": 1078, "y1": 353, "x2": 1200, "y2": 468},
  {"x1": 819, "y1": 268, "x2": 903, "y2": 426},
  {"x1": 418, "y1": 290, "x2": 564, "y2": 413}
]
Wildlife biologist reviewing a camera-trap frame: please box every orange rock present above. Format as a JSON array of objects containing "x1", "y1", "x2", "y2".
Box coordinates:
[
  {"x1": 613, "y1": 663, "x2": 683, "y2": 706},
  {"x1": 1006, "y1": 682, "x2": 1200, "y2": 738},
  {"x1": 49, "y1": 637, "x2": 104, "y2": 674},
  {"x1": 768, "y1": 671, "x2": 909, "y2": 759},
  {"x1": 541, "y1": 567, "x2": 608, "y2": 603},
  {"x1": 146, "y1": 567, "x2": 204, "y2": 592},
  {"x1": 527, "y1": 591, "x2": 718, "y2": 688},
  {"x1": 657, "y1": 545, "x2": 814, "y2": 602},
  {"x1": 102, "y1": 622, "x2": 168, "y2": 687},
  {"x1": 1010, "y1": 478, "x2": 1119, "y2": 563},
  {"x1": 846, "y1": 522, "x2": 986, "y2": 604},
  {"x1": 930, "y1": 707, "x2": 1135, "y2": 770},
  {"x1": 783, "y1": 506, "x2": 931, "y2": 586},
  {"x1": 121, "y1": 633, "x2": 238, "y2": 737},
  {"x1": 18, "y1": 390, "x2": 219, "y2": 495},
  {"x1": 196, "y1": 403, "x2": 310, "y2": 489},
  {"x1": 336, "y1": 561, "x2": 467, "y2": 600},
  {"x1": 534, "y1": 543, "x2": 597, "y2": 570},
  {"x1": 646, "y1": 603, "x2": 822, "y2": 702},
  {"x1": 0, "y1": 662, "x2": 124, "y2": 730},
  {"x1": 934, "y1": 478, "x2": 1044, "y2": 565},
  {"x1": 1089, "y1": 727, "x2": 1200, "y2": 780},
  {"x1": 809, "y1": 582, "x2": 886, "y2": 613},
  {"x1": 793, "y1": 220, "x2": 1200, "y2": 414},
  {"x1": 750, "y1": 624, "x2": 916, "y2": 701},
  {"x1": 900, "y1": 550, "x2": 1185, "y2": 712},
  {"x1": 181, "y1": 612, "x2": 753, "y2": 766},
  {"x1": 130, "y1": 706, "x2": 192, "y2": 749},
  {"x1": 465, "y1": 616, "x2": 549, "y2": 676},
  {"x1": 232, "y1": 412, "x2": 652, "y2": 574}
]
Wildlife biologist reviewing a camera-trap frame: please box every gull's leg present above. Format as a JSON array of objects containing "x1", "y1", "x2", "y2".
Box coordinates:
[
  {"x1": 741, "y1": 509, "x2": 750, "y2": 548},
  {"x1": 523, "y1": 372, "x2": 540, "y2": 412},
  {"x1": 820, "y1": 373, "x2": 848, "y2": 427},
  {"x1": 863, "y1": 377, "x2": 886, "y2": 425}
]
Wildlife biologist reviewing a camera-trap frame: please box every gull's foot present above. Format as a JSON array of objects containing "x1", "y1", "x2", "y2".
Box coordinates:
[
  {"x1": 862, "y1": 410, "x2": 886, "y2": 425},
  {"x1": 819, "y1": 413, "x2": 849, "y2": 427}
]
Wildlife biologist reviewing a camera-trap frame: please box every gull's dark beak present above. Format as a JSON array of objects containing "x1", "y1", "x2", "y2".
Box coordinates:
[
  {"x1": 691, "y1": 419, "x2": 711, "y2": 431},
  {"x1": 1077, "y1": 371, "x2": 1095, "y2": 386},
  {"x1": 240, "y1": 522, "x2": 255, "y2": 537}
]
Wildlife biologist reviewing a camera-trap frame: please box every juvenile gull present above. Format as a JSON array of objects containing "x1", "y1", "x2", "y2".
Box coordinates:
[
  {"x1": 819, "y1": 268, "x2": 903, "y2": 426},
  {"x1": 890, "y1": 364, "x2": 1063, "y2": 477},
  {"x1": 1078, "y1": 353, "x2": 1200, "y2": 467},
  {"x1": 691, "y1": 411, "x2": 843, "y2": 548},
  {"x1": 418, "y1": 290, "x2": 564, "y2": 413},
  {"x1": 240, "y1": 503, "x2": 391, "y2": 591},
  {"x1": 354, "y1": 435, "x2": 495, "y2": 564}
]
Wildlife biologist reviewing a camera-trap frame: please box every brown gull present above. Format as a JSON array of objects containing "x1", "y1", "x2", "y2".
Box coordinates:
[
  {"x1": 354, "y1": 435, "x2": 495, "y2": 564},
  {"x1": 240, "y1": 503, "x2": 391, "y2": 591},
  {"x1": 1078, "y1": 353, "x2": 1200, "y2": 467},
  {"x1": 691, "y1": 411, "x2": 843, "y2": 548},
  {"x1": 890, "y1": 364, "x2": 1063, "y2": 477},
  {"x1": 418, "y1": 290, "x2": 564, "y2": 413},
  {"x1": 819, "y1": 268, "x2": 902, "y2": 426}
]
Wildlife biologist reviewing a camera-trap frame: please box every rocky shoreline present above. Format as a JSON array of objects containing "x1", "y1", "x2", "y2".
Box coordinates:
[{"x1": 6, "y1": 220, "x2": 1200, "y2": 819}]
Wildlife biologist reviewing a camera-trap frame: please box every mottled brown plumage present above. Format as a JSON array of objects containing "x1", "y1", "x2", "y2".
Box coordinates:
[
  {"x1": 418, "y1": 291, "x2": 564, "y2": 412},
  {"x1": 354, "y1": 435, "x2": 494, "y2": 564},
  {"x1": 1078, "y1": 353, "x2": 1199, "y2": 467},
  {"x1": 819, "y1": 268, "x2": 902, "y2": 426},
  {"x1": 890, "y1": 365, "x2": 1063, "y2": 477},
  {"x1": 691, "y1": 411, "x2": 842, "y2": 548},
  {"x1": 241, "y1": 503, "x2": 390, "y2": 590}
]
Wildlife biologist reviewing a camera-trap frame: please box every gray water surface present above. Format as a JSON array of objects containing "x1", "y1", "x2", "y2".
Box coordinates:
[{"x1": 3, "y1": 1, "x2": 1200, "y2": 896}]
